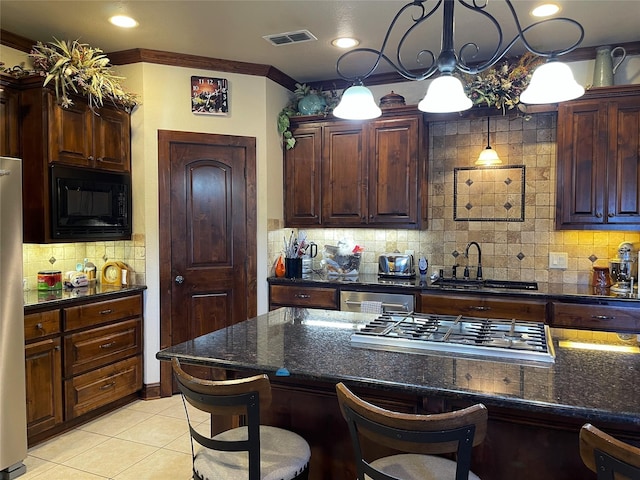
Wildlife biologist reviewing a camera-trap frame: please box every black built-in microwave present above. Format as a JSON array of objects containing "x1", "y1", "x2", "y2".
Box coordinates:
[{"x1": 50, "y1": 165, "x2": 132, "y2": 240}]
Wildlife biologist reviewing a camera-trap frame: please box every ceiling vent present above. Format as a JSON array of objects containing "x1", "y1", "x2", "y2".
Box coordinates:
[{"x1": 263, "y1": 29, "x2": 317, "y2": 46}]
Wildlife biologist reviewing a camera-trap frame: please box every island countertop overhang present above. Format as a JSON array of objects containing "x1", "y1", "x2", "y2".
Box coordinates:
[{"x1": 156, "y1": 308, "x2": 640, "y2": 426}]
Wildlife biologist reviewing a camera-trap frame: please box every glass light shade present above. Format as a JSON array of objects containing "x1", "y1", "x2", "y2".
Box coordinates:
[
  {"x1": 475, "y1": 147, "x2": 501, "y2": 165},
  {"x1": 418, "y1": 75, "x2": 473, "y2": 113},
  {"x1": 520, "y1": 60, "x2": 584, "y2": 104},
  {"x1": 333, "y1": 85, "x2": 382, "y2": 120}
]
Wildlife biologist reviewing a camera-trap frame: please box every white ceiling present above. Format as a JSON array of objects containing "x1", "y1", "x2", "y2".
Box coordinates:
[{"x1": 1, "y1": 0, "x2": 639, "y2": 85}]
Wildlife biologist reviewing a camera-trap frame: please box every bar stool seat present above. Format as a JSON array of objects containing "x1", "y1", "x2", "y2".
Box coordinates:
[
  {"x1": 172, "y1": 358, "x2": 310, "y2": 480},
  {"x1": 336, "y1": 382, "x2": 487, "y2": 480}
]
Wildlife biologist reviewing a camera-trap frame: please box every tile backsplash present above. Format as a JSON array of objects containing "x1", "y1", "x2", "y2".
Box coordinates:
[
  {"x1": 268, "y1": 113, "x2": 640, "y2": 284},
  {"x1": 23, "y1": 234, "x2": 146, "y2": 290}
]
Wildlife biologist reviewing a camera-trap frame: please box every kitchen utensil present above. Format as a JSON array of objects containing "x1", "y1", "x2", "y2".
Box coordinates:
[{"x1": 591, "y1": 266, "x2": 612, "y2": 288}]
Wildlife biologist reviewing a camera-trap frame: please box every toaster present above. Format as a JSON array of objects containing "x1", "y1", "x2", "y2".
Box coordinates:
[{"x1": 378, "y1": 253, "x2": 415, "y2": 278}]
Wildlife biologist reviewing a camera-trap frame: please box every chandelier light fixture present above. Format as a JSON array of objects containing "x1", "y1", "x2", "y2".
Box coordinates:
[
  {"x1": 476, "y1": 116, "x2": 501, "y2": 166},
  {"x1": 334, "y1": 0, "x2": 585, "y2": 119}
]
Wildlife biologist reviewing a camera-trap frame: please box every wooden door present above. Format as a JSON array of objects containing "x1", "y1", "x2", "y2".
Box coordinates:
[
  {"x1": 321, "y1": 122, "x2": 366, "y2": 225},
  {"x1": 607, "y1": 96, "x2": 640, "y2": 225},
  {"x1": 25, "y1": 338, "x2": 63, "y2": 439},
  {"x1": 556, "y1": 100, "x2": 608, "y2": 227},
  {"x1": 158, "y1": 130, "x2": 256, "y2": 395},
  {"x1": 92, "y1": 106, "x2": 131, "y2": 172},
  {"x1": 368, "y1": 116, "x2": 420, "y2": 227},
  {"x1": 284, "y1": 124, "x2": 322, "y2": 226}
]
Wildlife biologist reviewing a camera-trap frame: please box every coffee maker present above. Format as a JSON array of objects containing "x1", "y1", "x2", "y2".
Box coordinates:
[{"x1": 610, "y1": 242, "x2": 638, "y2": 293}]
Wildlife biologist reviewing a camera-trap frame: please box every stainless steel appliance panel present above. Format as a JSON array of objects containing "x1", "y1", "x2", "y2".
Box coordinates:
[
  {"x1": 340, "y1": 291, "x2": 415, "y2": 313},
  {"x1": 0, "y1": 157, "x2": 27, "y2": 478}
]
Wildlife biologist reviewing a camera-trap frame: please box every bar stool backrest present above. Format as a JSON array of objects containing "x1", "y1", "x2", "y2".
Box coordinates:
[{"x1": 580, "y1": 423, "x2": 640, "y2": 480}]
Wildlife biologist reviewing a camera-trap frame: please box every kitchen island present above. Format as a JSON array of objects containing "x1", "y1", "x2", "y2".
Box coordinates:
[{"x1": 156, "y1": 307, "x2": 640, "y2": 480}]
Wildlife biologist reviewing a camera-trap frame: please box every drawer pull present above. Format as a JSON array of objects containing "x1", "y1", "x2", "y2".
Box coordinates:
[
  {"x1": 294, "y1": 294, "x2": 311, "y2": 299},
  {"x1": 35, "y1": 322, "x2": 43, "y2": 330},
  {"x1": 469, "y1": 306, "x2": 490, "y2": 311},
  {"x1": 591, "y1": 315, "x2": 615, "y2": 320},
  {"x1": 99, "y1": 309, "x2": 114, "y2": 315},
  {"x1": 100, "y1": 382, "x2": 116, "y2": 390},
  {"x1": 100, "y1": 341, "x2": 117, "y2": 349}
]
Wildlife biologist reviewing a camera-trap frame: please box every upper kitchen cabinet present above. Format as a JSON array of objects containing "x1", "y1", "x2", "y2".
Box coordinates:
[
  {"x1": 284, "y1": 107, "x2": 427, "y2": 229},
  {"x1": 556, "y1": 85, "x2": 640, "y2": 230},
  {"x1": 20, "y1": 76, "x2": 131, "y2": 172},
  {"x1": 0, "y1": 76, "x2": 21, "y2": 158}
]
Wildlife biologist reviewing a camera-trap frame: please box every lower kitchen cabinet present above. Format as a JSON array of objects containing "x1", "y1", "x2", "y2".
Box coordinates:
[
  {"x1": 269, "y1": 284, "x2": 338, "y2": 310},
  {"x1": 24, "y1": 290, "x2": 144, "y2": 445},
  {"x1": 419, "y1": 292, "x2": 547, "y2": 321},
  {"x1": 550, "y1": 301, "x2": 640, "y2": 333}
]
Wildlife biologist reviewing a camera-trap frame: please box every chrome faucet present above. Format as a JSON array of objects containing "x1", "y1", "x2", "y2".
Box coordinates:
[{"x1": 464, "y1": 241, "x2": 483, "y2": 280}]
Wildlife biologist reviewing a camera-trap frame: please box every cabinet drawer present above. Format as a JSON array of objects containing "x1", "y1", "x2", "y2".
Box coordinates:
[
  {"x1": 64, "y1": 295, "x2": 142, "y2": 331},
  {"x1": 65, "y1": 355, "x2": 142, "y2": 419},
  {"x1": 551, "y1": 303, "x2": 640, "y2": 332},
  {"x1": 420, "y1": 294, "x2": 546, "y2": 321},
  {"x1": 270, "y1": 285, "x2": 338, "y2": 309},
  {"x1": 64, "y1": 319, "x2": 142, "y2": 376},
  {"x1": 24, "y1": 310, "x2": 61, "y2": 341}
]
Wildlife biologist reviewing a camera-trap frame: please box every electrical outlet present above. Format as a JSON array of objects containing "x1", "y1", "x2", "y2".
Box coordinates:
[{"x1": 549, "y1": 252, "x2": 568, "y2": 269}]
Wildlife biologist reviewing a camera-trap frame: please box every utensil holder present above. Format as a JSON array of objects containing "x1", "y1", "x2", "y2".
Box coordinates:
[{"x1": 285, "y1": 258, "x2": 302, "y2": 278}]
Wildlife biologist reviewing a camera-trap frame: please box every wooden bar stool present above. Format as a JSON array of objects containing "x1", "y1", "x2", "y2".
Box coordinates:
[
  {"x1": 336, "y1": 382, "x2": 487, "y2": 480},
  {"x1": 172, "y1": 358, "x2": 310, "y2": 480},
  {"x1": 579, "y1": 423, "x2": 640, "y2": 479}
]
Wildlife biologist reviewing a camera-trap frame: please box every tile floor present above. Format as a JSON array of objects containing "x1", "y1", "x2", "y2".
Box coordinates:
[{"x1": 21, "y1": 394, "x2": 205, "y2": 479}]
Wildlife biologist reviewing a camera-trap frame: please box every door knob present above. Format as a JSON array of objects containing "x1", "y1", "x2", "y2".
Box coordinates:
[{"x1": 175, "y1": 275, "x2": 185, "y2": 285}]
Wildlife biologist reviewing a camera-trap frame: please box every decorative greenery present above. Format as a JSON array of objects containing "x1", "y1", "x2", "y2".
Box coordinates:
[
  {"x1": 463, "y1": 52, "x2": 544, "y2": 115},
  {"x1": 29, "y1": 38, "x2": 138, "y2": 112},
  {"x1": 278, "y1": 83, "x2": 340, "y2": 150}
]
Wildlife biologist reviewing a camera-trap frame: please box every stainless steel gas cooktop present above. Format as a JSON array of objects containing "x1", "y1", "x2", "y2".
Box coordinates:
[{"x1": 351, "y1": 312, "x2": 555, "y2": 363}]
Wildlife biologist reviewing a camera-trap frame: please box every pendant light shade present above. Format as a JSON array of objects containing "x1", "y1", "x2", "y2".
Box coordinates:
[
  {"x1": 476, "y1": 117, "x2": 501, "y2": 166},
  {"x1": 418, "y1": 75, "x2": 473, "y2": 113},
  {"x1": 333, "y1": 85, "x2": 382, "y2": 120},
  {"x1": 520, "y1": 60, "x2": 585, "y2": 104}
]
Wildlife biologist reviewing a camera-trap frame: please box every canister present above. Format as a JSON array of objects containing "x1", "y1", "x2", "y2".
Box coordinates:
[{"x1": 37, "y1": 270, "x2": 63, "y2": 290}]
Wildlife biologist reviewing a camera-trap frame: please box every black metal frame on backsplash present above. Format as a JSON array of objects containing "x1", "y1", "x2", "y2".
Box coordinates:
[{"x1": 453, "y1": 165, "x2": 526, "y2": 222}]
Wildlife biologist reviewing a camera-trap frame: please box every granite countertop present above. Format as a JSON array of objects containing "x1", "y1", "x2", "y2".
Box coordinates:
[
  {"x1": 269, "y1": 273, "x2": 640, "y2": 303},
  {"x1": 156, "y1": 307, "x2": 640, "y2": 426},
  {"x1": 24, "y1": 284, "x2": 147, "y2": 311}
]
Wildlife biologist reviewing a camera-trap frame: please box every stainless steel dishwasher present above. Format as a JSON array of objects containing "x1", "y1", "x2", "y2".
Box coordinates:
[{"x1": 340, "y1": 290, "x2": 414, "y2": 313}]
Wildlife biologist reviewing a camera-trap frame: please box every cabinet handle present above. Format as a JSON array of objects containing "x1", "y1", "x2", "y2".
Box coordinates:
[
  {"x1": 469, "y1": 306, "x2": 490, "y2": 311},
  {"x1": 100, "y1": 341, "x2": 116, "y2": 349},
  {"x1": 96, "y1": 157, "x2": 103, "y2": 162},
  {"x1": 591, "y1": 315, "x2": 615, "y2": 320},
  {"x1": 100, "y1": 382, "x2": 116, "y2": 390},
  {"x1": 99, "y1": 309, "x2": 114, "y2": 315},
  {"x1": 35, "y1": 322, "x2": 43, "y2": 330},
  {"x1": 294, "y1": 294, "x2": 310, "y2": 299},
  {"x1": 88, "y1": 155, "x2": 94, "y2": 161},
  {"x1": 54, "y1": 345, "x2": 61, "y2": 351},
  {"x1": 596, "y1": 212, "x2": 603, "y2": 218},
  {"x1": 608, "y1": 213, "x2": 615, "y2": 218}
]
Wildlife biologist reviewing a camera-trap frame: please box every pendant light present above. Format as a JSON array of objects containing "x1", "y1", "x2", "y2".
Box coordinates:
[{"x1": 476, "y1": 117, "x2": 501, "y2": 166}]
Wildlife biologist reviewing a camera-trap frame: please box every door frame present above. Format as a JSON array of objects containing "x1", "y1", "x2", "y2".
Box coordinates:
[{"x1": 157, "y1": 130, "x2": 257, "y2": 396}]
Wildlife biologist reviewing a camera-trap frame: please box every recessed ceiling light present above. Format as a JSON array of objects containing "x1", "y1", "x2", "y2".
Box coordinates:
[
  {"x1": 109, "y1": 15, "x2": 139, "y2": 28},
  {"x1": 531, "y1": 3, "x2": 560, "y2": 17},
  {"x1": 332, "y1": 37, "x2": 360, "y2": 49}
]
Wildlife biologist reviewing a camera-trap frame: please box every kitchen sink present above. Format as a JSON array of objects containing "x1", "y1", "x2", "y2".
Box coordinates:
[{"x1": 431, "y1": 278, "x2": 538, "y2": 291}]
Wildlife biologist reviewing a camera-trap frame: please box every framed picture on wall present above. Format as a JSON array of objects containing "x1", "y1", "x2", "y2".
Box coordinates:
[{"x1": 191, "y1": 76, "x2": 229, "y2": 115}]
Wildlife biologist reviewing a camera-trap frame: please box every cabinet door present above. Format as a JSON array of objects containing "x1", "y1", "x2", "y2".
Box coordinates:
[
  {"x1": 606, "y1": 96, "x2": 640, "y2": 225},
  {"x1": 556, "y1": 100, "x2": 608, "y2": 227},
  {"x1": 0, "y1": 81, "x2": 21, "y2": 157},
  {"x1": 47, "y1": 92, "x2": 93, "y2": 167},
  {"x1": 92, "y1": 106, "x2": 131, "y2": 172},
  {"x1": 322, "y1": 122, "x2": 366, "y2": 225},
  {"x1": 368, "y1": 116, "x2": 420, "y2": 226},
  {"x1": 284, "y1": 124, "x2": 322, "y2": 226},
  {"x1": 25, "y1": 337, "x2": 63, "y2": 438}
]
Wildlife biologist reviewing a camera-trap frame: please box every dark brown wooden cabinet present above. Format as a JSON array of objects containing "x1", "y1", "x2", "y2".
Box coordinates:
[
  {"x1": 17, "y1": 76, "x2": 131, "y2": 243},
  {"x1": 24, "y1": 291, "x2": 143, "y2": 445},
  {"x1": 284, "y1": 107, "x2": 427, "y2": 229},
  {"x1": 419, "y1": 292, "x2": 547, "y2": 321},
  {"x1": 269, "y1": 284, "x2": 339, "y2": 310},
  {"x1": 557, "y1": 85, "x2": 640, "y2": 229},
  {"x1": 550, "y1": 301, "x2": 640, "y2": 333},
  {"x1": 0, "y1": 76, "x2": 21, "y2": 158}
]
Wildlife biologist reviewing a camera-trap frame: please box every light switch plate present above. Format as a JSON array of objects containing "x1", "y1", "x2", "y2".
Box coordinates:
[{"x1": 549, "y1": 252, "x2": 568, "y2": 269}]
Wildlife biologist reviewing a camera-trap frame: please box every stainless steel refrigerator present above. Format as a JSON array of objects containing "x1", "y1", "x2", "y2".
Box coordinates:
[{"x1": 0, "y1": 157, "x2": 27, "y2": 479}]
